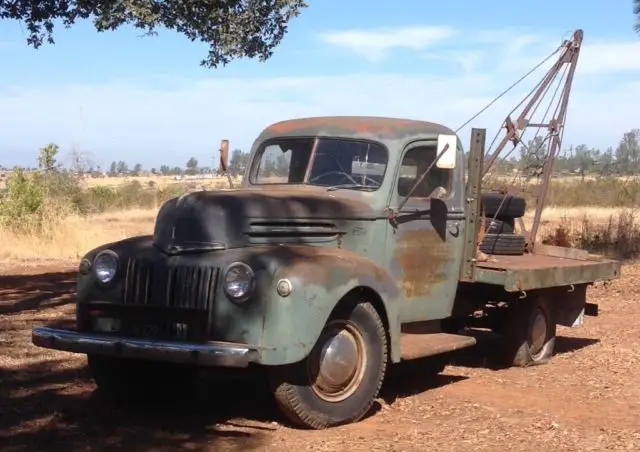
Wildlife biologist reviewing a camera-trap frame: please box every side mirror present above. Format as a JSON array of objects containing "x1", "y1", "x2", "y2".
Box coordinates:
[
  {"x1": 219, "y1": 139, "x2": 230, "y2": 171},
  {"x1": 436, "y1": 134, "x2": 457, "y2": 169}
]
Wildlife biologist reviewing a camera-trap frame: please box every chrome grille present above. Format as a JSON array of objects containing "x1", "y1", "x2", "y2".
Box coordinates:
[{"x1": 123, "y1": 259, "x2": 218, "y2": 310}]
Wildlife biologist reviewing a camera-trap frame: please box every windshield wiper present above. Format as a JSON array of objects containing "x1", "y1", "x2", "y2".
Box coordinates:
[{"x1": 326, "y1": 183, "x2": 375, "y2": 192}]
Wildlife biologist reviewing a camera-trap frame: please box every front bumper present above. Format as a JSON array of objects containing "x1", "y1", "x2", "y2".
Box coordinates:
[{"x1": 32, "y1": 326, "x2": 261, "y2": 368}]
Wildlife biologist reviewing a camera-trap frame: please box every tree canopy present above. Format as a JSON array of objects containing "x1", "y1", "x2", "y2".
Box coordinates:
[
  {"x1": 0, "y1": 0, "x2": 307, "y2": 68},
  {"x1": 636, "y1": 0, "x2": 640, "y2": 32}
]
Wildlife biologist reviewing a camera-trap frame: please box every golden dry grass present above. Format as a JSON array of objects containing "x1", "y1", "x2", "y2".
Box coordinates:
[
  {"x1": 81, "y1": 174, "x2": 243, "y2": 189},
  {"x1": 0, "y1": 209, "x2": 156, "y2": 265},
  {"x1": 0, "y1": 204, "x2": 632, "y2": 266}
]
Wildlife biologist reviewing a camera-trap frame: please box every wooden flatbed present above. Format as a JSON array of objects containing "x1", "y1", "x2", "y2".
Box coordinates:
[{"x1": 471, "y1": 245, "x2": 621, "y2": 292}]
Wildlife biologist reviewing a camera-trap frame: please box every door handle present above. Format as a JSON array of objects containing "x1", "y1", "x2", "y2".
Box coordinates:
[{"x1": 448, "y1": 221, "x2": 460, "y2": 237}]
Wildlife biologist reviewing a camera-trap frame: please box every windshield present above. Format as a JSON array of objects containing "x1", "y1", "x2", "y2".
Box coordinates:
[{"x1": 250, "y1": 137, "x2": 388, "y2": 190}]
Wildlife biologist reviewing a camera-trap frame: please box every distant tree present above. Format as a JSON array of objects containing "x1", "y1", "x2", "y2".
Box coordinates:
[
  {"x1": 116, "y1": 160, "x2": 128, "y2": 174},
  {"x1": 275, "y1": 153, "x2": 290, "y2": 176},
  {"x1": 159, "y1": 165, "x2": 170, "y2": 175},
  {"x1": 229, "y1": 149, "x2": 250, "y2": 173},
  {"x1": 615, "y1": 129, "x2": 640, "y2": 175},
  {"x1": 109, "y1": 161, "x2": 117, "y2": 176},
  {"x1": 186, "y1": 157, "x2": 198, "y2": 175},
  {"x1": 635, "y1": 0, "x2": 640, "y2": 33},
  {"x1": 597, "y1": 147, "x2": 616, "y2": 177},
  {"x1": 133, "y1": 163, "x2": 143, "y2": 175},
  {"x1": 572, "y1": 144, "x2": 596, "y2": 181},
  {"x1": 37, "y1": 143, "x2": 60, "y2": 172},
  {"x1": 518, "y1": 136, "x2": 546, "y2": 177},
  {"x1": 0, "y1": 0, "x2": 307, "y2": 68}
]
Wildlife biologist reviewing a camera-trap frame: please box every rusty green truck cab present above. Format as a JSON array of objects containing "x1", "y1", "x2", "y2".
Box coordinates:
[{"x1": 32, "y1": 116, "x2": 621, "y2": 430}]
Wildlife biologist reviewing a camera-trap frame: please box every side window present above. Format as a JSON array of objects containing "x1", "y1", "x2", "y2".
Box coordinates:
[
  {"x1": 254, "y1": 144, "x2": 292, "y2": 183},
  {"x1": 252, "y1": 138, "x2": 314, "y2": 184},
  {"x1": 397, "y1": 145, "x2": 453, "y2": 201}
]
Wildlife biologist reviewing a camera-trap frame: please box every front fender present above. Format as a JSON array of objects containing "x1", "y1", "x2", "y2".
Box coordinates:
[{"x1": 258, "y1": 246, "x2": 401, "y2": 365}]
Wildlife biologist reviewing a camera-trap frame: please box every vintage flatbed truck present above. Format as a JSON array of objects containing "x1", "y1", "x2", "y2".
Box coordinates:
[{"x1": 31, "y1": 29, "x2": 621, "y2": 429}]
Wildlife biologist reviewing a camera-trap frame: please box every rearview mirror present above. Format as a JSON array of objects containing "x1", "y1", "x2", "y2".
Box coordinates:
[
  {"x1": 436, "y1": 134, "x2": 457, "y2": 169},
  {"x1": 219, "y1": 139, "x2": 230, "y2": 171}
]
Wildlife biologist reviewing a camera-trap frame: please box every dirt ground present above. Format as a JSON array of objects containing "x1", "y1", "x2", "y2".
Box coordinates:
[{"x1": 1, "y1": 262, "x2": 639, "y2": 452}]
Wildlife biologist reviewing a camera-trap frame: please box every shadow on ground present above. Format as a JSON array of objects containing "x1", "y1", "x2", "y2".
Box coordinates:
[
  {"x1": 0, "y1": 359, "x2": 277, "y2": 452},
  {"x1": 0, "y1": 271, "x2": 76, "y2": 315},
  {"x1": 0, "y1": 269, "x2": 603, "y2": 451}
]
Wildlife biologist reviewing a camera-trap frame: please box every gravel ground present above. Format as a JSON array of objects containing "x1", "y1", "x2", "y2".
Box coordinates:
[{"x1": 1, "y1": 262, "x2": 639, "y2": 452}]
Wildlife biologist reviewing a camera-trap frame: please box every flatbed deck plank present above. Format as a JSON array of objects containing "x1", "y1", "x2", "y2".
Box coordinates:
[
  {"x1": 476, "y1": 253, "x2": 605, "y2": 270},
  {"x1": 472, "y1": 253, "x2": 620, "y2": 291}
]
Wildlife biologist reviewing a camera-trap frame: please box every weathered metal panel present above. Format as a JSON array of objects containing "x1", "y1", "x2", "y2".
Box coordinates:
[
  {"x1": 473, "y1": 253, "x2": 621, "y2": 291},
  {"x1": 385, "y1": 137, "x2": 467, "y2": 323},
  {"x1": 258, "y1": 116, "x2": 457, "y2": 143},
  {"x1": 502, "y1": 259, "x2": 620, "y2": 292},
  {"x1": 471, "y1": 267, "x2": 508, "y2": 286},
  {"x1": 259, "y1": 243, "x2": 403, "y2": 365},
  {"x1": 459, "y1": 128, "x2": 485, "y2": 282}
]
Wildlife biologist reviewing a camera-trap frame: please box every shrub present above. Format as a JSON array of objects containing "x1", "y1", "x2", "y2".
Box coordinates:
[{"x1": 542, "y1": 209, "x2": 640, "y2": 260}]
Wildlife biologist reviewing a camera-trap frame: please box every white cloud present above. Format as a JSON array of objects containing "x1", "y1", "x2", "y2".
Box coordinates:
[
  {"x1": 1, "y1": 28, "x2": 639, "y2": 169},
  {"x1": 578, "y1": 41, "x2": 640, "y2": 74},
  {"x1": 318, "y1": 26, "x2": 455, "y2": 61}
]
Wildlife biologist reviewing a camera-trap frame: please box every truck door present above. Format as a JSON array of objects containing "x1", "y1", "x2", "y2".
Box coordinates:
[{"x1": 385, "y1": 139, "x2": 467, "y2": 323}]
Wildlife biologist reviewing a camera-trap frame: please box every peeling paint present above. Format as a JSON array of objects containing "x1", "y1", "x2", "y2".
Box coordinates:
[{"x1": 394, "y1": 228, "x2": 452, "y2": 298}]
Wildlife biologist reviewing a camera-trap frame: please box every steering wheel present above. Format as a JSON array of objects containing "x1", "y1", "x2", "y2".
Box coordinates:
[
  {"x1": 309, "y1": 170, "x2": 359, "y2": 185},
  {"x1": 353, "y1": 173, "x2": 381, "y2": 188}
]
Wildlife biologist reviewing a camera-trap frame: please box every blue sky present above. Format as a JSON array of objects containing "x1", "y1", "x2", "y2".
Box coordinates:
[{"x1": 0, "y1": 0, "x2": 638, "y2": 170}]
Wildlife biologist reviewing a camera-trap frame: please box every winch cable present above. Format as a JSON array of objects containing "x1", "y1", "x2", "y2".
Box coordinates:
[
  {"x1": 454, "y1": 43, "x2": 563, "y2": 136},
  {"x1": 449, "y1": 37, "x2": 572, "y2": 233},
  {"x1": 487, "y1": 63, "x2": 570, "y2": 229}
]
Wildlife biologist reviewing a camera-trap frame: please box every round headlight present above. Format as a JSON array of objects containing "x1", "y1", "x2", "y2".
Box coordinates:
[
  {"x1": 223, "y1": 262, "x2": 256, "y2": 303},
  {"x1": 94, "y1": 251, "x2": 118, "y2": 284}
]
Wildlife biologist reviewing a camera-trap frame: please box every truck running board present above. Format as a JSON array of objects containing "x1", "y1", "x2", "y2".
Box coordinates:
[{"x1": 400, "y1": 332, "x2": 478, "y2": 361}]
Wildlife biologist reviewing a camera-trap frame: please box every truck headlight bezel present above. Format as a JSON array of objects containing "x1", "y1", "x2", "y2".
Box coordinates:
[
  {"x1": 93, "y1": 250, "x2": 119, "y2": 284},
  {"x1": 222, "y1": 262, "x2": 256, "y2": 304}
]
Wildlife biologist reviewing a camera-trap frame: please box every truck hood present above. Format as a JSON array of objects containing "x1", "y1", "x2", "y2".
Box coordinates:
[{"x1": 152, "y1": 186, "x2": 379, "y2": 253}]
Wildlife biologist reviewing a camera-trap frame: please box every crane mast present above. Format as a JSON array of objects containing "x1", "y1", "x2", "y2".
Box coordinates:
[{"x1": 473, "y1": 29, "x2": 584, "y2": 251}]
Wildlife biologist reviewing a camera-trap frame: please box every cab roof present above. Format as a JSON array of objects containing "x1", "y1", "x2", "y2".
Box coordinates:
[{"x1": 256, "y1": 116, "x2": 457, "y2": 143}]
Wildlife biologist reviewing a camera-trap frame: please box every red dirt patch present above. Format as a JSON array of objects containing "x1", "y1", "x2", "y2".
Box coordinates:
[{"x1": 1, "y1": 263, "x2": 639, "y2": 451}]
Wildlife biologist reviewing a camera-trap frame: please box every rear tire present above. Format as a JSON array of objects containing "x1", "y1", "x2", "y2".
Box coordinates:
[
  {"x1": 502, "y1": 297, "x2": 557, "y2": 367},
  {"x1": 269, "y1": 301, "x2": 388, "y2": 429}
]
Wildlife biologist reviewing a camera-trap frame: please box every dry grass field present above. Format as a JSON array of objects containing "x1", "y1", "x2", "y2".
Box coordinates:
[
  {"x1": 81, "y1": 174, "x2": 244, "y2": 190},
  {"x1": 0, "y1": 204, "x2": 633, "y2": 265},
  {"x1": 78, "y1": 173, "x2": 639, "y2": 189},
  {"x1": 1, "y1": 170, "x2": 640, "y2": 451}
]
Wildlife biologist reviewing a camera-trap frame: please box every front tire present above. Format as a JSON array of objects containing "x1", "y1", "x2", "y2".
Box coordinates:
[{"x1": 269, "y1": 301, "x2": 388, "y2": 429}]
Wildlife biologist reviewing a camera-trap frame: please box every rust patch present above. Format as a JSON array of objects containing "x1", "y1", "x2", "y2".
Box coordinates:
[
  {"x1": 271, "y1": 245, "x2": 394, "y2": 295},
  {"x1": 200, "y1": 185, "x2": 375, "y2": 219},
  {"x1": 394, "y1": 228, "x2": 453, "y2": 298},
  {"x1": 263, "y1": 116, "x2": 454, "y2": 139}
]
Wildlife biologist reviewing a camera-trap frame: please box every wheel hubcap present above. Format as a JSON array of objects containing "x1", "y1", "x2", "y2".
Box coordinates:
[
  {"x1": 309, "y1": 321, "x2": 367, "y2": 402},
  {"x1": 530, "y1": 308, "x2": 548, "y2": 356}
]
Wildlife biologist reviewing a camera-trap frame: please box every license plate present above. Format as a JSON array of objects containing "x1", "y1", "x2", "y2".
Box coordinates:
[{"x1": 131, "y1": 322, "x2": 189, "y2": 340}]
